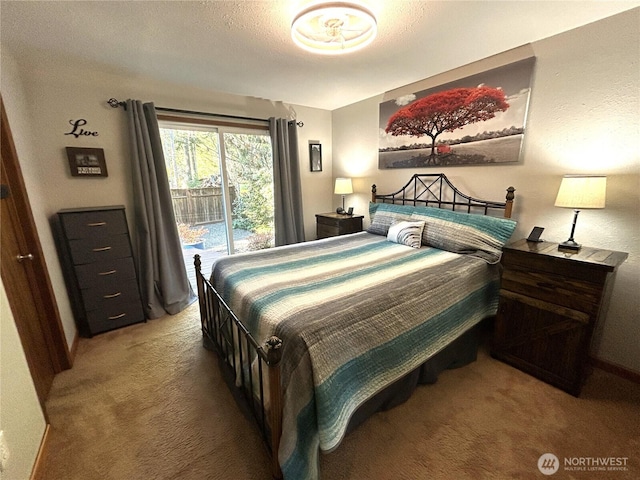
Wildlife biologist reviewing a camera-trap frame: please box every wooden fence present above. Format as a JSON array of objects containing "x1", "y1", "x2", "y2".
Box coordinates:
[{"x1": 171, "y1": 187, "x2": 236, "y2": 225}]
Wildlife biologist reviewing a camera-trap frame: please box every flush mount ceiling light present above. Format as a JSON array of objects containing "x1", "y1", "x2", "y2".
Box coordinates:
[{"x1": 291, "y1": 2, "x2": 377, "y2": 55}]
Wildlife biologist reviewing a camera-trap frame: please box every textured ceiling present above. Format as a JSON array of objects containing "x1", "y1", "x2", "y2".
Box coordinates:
[{"x1": 1, "y1": 1, "x2": 638, "y2": 110}]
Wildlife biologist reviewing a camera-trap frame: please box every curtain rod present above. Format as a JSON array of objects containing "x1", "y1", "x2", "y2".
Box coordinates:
[{"x1": 107, "y1": 98, "x2": 303, "y2": 127}]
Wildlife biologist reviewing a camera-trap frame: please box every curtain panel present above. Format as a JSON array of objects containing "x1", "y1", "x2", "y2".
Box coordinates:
[
  {"x1": 127, "y1": 100, "x2": 196, "y2": 319},
  {"x1": 270, "y1": 118, "x2": 305, "y2": 246}
]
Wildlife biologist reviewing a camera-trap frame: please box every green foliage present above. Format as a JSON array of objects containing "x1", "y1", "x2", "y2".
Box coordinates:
[
  {"x1": 161, "y1": 126, "x2": 274, "y2": 237},
  {"x1": 160, "y1": 128, "x2": 220, "y2": 188},
  {"x1": 224, "y1": 133, "x2": 274, "y2": 233}
]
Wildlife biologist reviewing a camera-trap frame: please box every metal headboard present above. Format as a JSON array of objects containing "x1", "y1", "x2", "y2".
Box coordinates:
[{"x1": 371, "y1": 173, "x2": 515, "y2": 218}]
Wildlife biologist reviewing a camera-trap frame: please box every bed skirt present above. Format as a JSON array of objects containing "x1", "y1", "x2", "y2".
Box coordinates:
[{"x1": 346, "y1": 323, "x2": 481, "y2": 434}]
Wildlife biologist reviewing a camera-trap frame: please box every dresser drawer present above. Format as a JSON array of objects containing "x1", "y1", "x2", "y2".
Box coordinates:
[
  {"x1": 68, "y1": 234, "x2": 133, "y2": 265},
  {"x1": 501, "y1": 266, "x2": 603, "y2": 315},
  {"x1": 86, "y1": 301, "x2": 145, "y2": 335},
  {"x1": 60, "y1": 209, "x2": 128, "y2": 240},
  {"x1": 75, "y1": 256, "x2": 137, "y2": 285},
  {"x1": 80, "y1": 277, "x2": 140, "y2": 311}
]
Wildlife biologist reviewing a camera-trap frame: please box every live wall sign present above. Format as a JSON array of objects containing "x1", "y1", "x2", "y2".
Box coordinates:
[{"x1": 65, "y1": 119, "x2": 99, "y2": 138}]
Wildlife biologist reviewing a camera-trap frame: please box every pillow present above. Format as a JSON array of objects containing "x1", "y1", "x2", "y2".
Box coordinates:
[
  {"x1": 410, "y1": 207, "x2": 517, "y2": 264},
  {"x1": 367, "y1": 203, "x2": 415, "y2": 236},
  {"x1": 386, "y1": 220, "x2": 425, "y2": 249}
]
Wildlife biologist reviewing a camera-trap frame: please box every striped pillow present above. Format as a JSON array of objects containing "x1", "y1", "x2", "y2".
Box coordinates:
[
  {"x1": 410, "y1": 207, "x2": 517, "y2": 264},
  {"x1": 386, "y1": 221, "x2": 425, "y2": 249},
  {"x1": 367, "y1": 203, "x2": 415, "y2": 236}
]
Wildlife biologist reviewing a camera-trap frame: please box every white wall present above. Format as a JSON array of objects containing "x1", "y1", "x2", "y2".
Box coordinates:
[
  {"x1": 333, "y1": 9, "x2": 640, "y2": 373},
  {"x1": 1, "y1": 48, "x2": 333, "y2": 350},
  {"x1": 0, "y1": 279, "x2": 46, "y2": 480}
]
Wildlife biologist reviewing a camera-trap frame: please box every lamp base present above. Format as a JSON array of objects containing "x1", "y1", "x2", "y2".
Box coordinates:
[{"x1": 558, "y1": 239, "x2": 581, "y2": 252}]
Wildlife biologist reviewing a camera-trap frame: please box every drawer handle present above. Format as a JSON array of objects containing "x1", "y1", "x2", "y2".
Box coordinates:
[
  {"x1": 92, "y1": 246, "x2": 112, "y2": 252},
  {"x1": 108, "y1": 313, "x2": 126, "y2": 320},
  {"x1": 87, "y1": 222, "x2": 107, "y2": 227},
  {"x1": 98, "y1": 270, "x2": 117, "y2": 276},
  {"x1": 103, "y1": 292, "x2": 122, "y2": 299}
]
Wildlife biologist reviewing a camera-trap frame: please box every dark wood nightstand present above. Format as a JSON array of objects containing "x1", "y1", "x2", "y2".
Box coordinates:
[
  {"x1": 491, "y1": 239, "x2": 627, "y2": 396},
  {"x1": 315, "y1": 212, "x2": 363, "y2": 239}
]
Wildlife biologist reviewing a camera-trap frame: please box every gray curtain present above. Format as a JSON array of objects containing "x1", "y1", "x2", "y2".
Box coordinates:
[
  {"x1": 270, "y1": 118, "x2": 305, "y2": 246},
  {"x1": 127, "y1": 100, "x2": 196, "y2": 319}
]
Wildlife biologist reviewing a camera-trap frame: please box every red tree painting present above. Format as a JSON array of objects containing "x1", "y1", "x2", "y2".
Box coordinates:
[{"x1": 385, "y1": 86, "x2": 510, "y2": 162}]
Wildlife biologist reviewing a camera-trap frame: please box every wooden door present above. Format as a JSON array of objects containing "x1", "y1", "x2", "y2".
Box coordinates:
[{"x1": 0, "y1": 96, "x2": 71, "y2": 413}]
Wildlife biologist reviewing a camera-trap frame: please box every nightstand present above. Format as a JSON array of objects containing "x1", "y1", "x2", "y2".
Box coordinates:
[
  {"x1": 491, "y1": 239, "x2": 627, "y2": 396},
  {"x1": 315, "y1": 213, "x2": 363, "y2": 239}
]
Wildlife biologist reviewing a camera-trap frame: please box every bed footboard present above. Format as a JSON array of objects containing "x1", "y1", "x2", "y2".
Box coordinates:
[{"x1": 194, "y1": 254, "x2": 283, "y2": 479}]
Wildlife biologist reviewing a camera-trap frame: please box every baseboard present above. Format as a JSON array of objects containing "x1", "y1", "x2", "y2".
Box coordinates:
[
  {"x1": 590, "y1": 356, "x2": 640, "y2": 384},
  {"x1": 29, "y1": 424, "x2": 50, "y2": 480},
  {"x1": 69, "y1": 330, "x2": 80, "y2": 365}
]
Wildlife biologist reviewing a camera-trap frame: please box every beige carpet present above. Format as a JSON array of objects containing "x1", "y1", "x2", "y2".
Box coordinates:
[{"x1": 41, "y1": 302, "x2": 639, "y2": 480}]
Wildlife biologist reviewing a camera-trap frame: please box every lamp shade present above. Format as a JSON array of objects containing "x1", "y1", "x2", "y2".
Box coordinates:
[
  {"x1": 554, "y1": 175, "x2": 606, "y2": 209},
  {"x1": 334, "y1": 177, "x2": 353, "y2": 195}
]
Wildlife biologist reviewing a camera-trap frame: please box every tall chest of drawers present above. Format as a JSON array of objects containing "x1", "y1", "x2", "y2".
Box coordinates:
[{"x1": 56, "y1": 206, "x2": 145, "y2": 337}]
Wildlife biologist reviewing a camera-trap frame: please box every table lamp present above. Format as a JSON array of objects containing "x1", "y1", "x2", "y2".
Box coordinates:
[
  {"x1": 334, "y1": 177, "x2": 353, "y2": 213},
  {"x1": 554, "y1": 175, "x2": 606, "y2": 252}
]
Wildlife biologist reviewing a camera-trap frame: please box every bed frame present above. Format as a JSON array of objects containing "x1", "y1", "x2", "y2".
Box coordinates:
[{"x1": 194, "y1": 173, "x2": 514, "y2": 479}]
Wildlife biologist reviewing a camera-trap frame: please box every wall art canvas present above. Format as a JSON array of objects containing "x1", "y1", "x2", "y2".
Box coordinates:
[{"x1": 379, "y1": 57, "x2": 535, "y2": 169}]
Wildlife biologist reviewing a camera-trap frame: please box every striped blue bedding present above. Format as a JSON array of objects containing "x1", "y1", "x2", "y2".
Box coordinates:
[{"x1": 210, "y1": 232, "x2": 502, "y2": 480}]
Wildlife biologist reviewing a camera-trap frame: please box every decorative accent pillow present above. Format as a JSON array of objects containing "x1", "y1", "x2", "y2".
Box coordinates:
[
  {"x1": 410, "y1": 207, "x2": 517, "y2": 264},
  {"x1": 386, "y1": 220, "x2": 425, "y2": 249},
  {"x1": 367, "y1": 203, "x2": 415, "y2": 236}
]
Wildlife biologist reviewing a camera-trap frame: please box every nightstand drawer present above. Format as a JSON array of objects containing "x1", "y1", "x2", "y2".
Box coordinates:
[
  {"x1": 315, "y1": 213, "x2": 363, "y2": 239},
  {"x1": 317, "y1": 224, "x2": 339, "y2": 238},
  {"x1": 316, "y1": 215, "x2": 342, "y2": 228},
  {"x1": 501, "y1": 267, "x2": 602, "y2": 314}
]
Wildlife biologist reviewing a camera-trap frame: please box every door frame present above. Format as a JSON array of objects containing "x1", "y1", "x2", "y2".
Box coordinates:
[{"x1": 1, "y1": 96, "x2": 71, "y2": 408}]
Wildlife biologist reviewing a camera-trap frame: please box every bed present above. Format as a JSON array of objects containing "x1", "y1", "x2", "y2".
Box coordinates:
[{"x1": 194, "y1": 173, "x2": 516, "y2": 480}]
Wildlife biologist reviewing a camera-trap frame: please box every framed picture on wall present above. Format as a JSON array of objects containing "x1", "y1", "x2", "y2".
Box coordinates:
[
  {"x1": 66, "y1": 147, "x2": 108, "y2": 177},
  {"x1": 378, "y1": 56, "x2": 536, "y2": 169},
  {"x1": 309, "y1": 143, "x2": 322, "y2": 172}
]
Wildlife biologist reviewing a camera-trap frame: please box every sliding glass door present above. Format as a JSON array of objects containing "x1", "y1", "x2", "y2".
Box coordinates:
[{"x1": 159, "y1": 122, "x2": 274, "y2": 285}]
